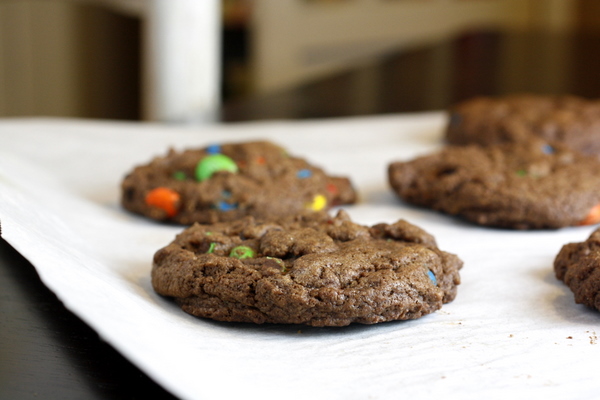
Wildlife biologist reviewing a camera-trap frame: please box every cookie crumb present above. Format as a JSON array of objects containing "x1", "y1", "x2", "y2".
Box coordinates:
[{"x1": 587, "y1": 330, "x2": 597, "y2": 344}]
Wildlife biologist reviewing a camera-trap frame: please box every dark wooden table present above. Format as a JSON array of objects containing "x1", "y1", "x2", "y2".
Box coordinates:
[
  {"x1": 0, "y1": 239, "x2": 177, "y2": 400},
  {"x1": 3, "y1": 29, "x2": 600, "y2": 400}
]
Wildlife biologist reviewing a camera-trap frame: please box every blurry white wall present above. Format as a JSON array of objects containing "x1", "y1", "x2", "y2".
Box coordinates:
[{"x1": 251, "y1": 0, "x2": 577, "y2": 93}]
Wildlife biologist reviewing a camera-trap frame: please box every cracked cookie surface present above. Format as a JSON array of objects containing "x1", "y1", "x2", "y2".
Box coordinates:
[
  {"x1": 554, "y1": 228, "x2": 600, "y2": 312},
  {"x1": 388, "y1": 139, "x2": 600, "y2": 229},
  {"x1": 121, "y1": 141, "x2": 357, "y2": 225},
  {"x1": 151, "y1": 210, "x2": 462, "y2": 326}
]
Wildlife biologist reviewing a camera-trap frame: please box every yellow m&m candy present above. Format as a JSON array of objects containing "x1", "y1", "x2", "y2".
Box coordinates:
[{"x1": 306, "y1": 194, "x2": 327, "y2": 211}]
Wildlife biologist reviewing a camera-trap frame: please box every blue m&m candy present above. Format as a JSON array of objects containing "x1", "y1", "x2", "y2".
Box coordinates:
[
  {"x1": 216, "y1": 201, "x2": 237, "y2": 211},
  {"x1": 541, "y1": 144, "x2": 555, "y2": 154},
  {"x1": 297, "y1": 169, "x2": 312, "y2": 179},
  {"x1": 206, "y1": 144, "x2": 222, "y2": 154},
  {"x1": 427, "y1": 270, "x2": 437, "y2": 286}
]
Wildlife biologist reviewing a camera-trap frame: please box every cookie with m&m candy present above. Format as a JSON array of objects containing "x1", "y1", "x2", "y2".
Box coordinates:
[
  {"x1": 151, "y1": 210, "x2": 462, "y2": 326},
  {"x1": 388, "y1": 138, "x2": 600, "y2": 229},
  {"x1": 121, "y1": 141, "x2": 357, "y2": 224},
  {"x1": 445, "y1": 94, "x2": 600, "y2": 156}
]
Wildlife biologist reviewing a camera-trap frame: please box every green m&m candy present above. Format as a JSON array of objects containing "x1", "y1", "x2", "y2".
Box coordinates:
[
  {"x1": 195, "y1": 154, "x2": 238, "y2": 181},
  {"x1": 229, "y1": 246, "x2": 255, "y2": 259}
]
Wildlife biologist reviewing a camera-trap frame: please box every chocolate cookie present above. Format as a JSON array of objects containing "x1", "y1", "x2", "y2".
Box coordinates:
[
  {"x1": 151, "y1": 210, "x2": 462, "y2": 326},
  {"x1": 388, "y1": 139, "x2": 600, "y2": 229},
  {"x1": 121, "y1": 141, "x2": 357, "y2": 224},
  {"x1": 554, "y1": 228, "x2": 600, "y2": 312},
  {"x1": 445, "y1": 94, "x2": 600, "y2": 156}
]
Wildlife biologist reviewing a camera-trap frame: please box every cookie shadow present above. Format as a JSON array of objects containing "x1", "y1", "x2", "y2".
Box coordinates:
[
  {"x1": 128, "y1": 264, "x2": 191, "y2": 316},
  {"x1": 356, "y1": 189, "x2": 496, "y2": 231},
  {"x1": 537, "y1": 266, "x2": 600, "y2": 324},
  {"x1": 205, "y1": 316, "x2": 416, "y2": 337},
  {"x1": 360, "y1": 187, "x2": 400, "y2": 206}
]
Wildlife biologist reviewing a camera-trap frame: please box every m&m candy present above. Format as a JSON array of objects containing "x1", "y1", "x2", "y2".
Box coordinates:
[
  {"x1": 306, "y1": 194, "x2": 327, "y2": 211},
  {"x1": 172, "y1": 171, "x2": 187, "y2": 181},
  {"x1": 326, "y1": 183, "x2": 338, "y2": 195},
  {"x1": 427, "y1": 270, "x2": 437, "y2": 286},
  {"x1": 229, "y1": 246, "x2": 255, "y2": 259},
  {"x1": 541, "y1": 144, "x2": 555, "y2": 154},
  {"x1": 578, "y1": 204, "x2": 600, "y2": 226},
  {"x1": 206, "y1": 144, "x2": 221, "y2": 155},
  {"x1": 195, "y1": 154, "x2": 238, "y2": 181},
  {"x1": 213, "y1": 191, "x2": 238, "y2": 211},
  {"x1": 297, "y1": 169, "x2": 312, "y2": 179},
  {"x1": 216, "y1": 201, "x2": 237, "y2": 211},
  {"x1": 145, "y1": 187, "x2": 180, "y2": 217},
  {"x1": 267, "y1": 256, "x2": 288, "y2": 273}
]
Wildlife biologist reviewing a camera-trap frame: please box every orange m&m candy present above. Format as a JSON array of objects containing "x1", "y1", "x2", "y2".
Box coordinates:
[
  {"x1": 145, "y1": 187, "x2": 180, "y2": 217},
  {"x1": 578, "y1": 204, "x2": 600, "y2": 226}
]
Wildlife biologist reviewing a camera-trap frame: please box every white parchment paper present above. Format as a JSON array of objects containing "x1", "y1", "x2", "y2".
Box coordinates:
[{"x1": 1, "y1": 115, "x2": 599, "y2": 400}]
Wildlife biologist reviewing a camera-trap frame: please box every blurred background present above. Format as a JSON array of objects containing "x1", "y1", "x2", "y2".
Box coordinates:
[{"x1": 1, "y1": 0, "x2": 600, "y2": 123}]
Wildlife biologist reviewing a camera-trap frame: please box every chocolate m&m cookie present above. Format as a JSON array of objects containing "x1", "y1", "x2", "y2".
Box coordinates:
[
  {"x1": 151, "y1": 210, "x2": 462, "y2": 326},
  {"x1": 121, "y1": 141, "x2": 357, "y2": 224},
  {"x1": 388, "y1": 139, "x2": 600, "y2": 230},
  {"x1": 445, "y1": 94, "x2": 600, "y2": 156},
  {"x1": 554, "y1": 228, "x2": 600, "y2": 312}
]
